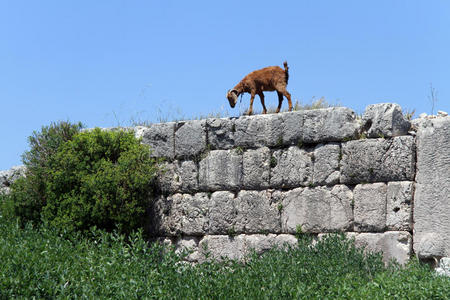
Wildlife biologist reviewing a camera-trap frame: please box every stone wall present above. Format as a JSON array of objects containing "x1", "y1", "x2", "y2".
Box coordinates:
[
  {"x1": 136, "y1": 103, "x2": 421, "y2": 264},
  {"x1": 2, "y1": 103, "x2": 449, "y2": 266}
]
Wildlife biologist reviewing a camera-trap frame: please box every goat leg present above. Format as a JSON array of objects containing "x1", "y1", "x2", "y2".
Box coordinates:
[
  {"x1": 284, "y1": 90, "x2": 293, "y2": 111},
  {"x1": 258, "y1": 92, "x2": 267, "y2": 114},
  {"x1": 248, "y1": 92, "x2": 256, "y2": 115},
  {"x1": 276, "y1": 91, "x2": 283, "y2": 113}
]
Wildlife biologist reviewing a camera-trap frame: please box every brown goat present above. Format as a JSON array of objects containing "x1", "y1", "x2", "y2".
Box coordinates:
[{"x1": 227, "y1": 61, "x2": 292, "y2": 115}]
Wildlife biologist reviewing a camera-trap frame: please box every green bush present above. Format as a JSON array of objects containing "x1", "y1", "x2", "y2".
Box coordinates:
[
  {"x1": 9, "y1": 122, "x2": 159, "y2": 235},
  {"x1": 9, "y1": 121, "x2": 83, "y2": 224},
  {"x1": 41, "y1": 128, "x2": 159, "y2": 234}
]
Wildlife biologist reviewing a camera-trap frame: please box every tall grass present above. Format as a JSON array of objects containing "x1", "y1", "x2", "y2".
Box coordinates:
[{"x1": 0, "y1": 208, "x2": 448, "y2": 299}]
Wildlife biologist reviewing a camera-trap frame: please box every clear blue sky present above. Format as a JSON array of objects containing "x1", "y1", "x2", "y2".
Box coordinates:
[{"x1": 1, "y1": 1, "x2": 449, "y2": 170}]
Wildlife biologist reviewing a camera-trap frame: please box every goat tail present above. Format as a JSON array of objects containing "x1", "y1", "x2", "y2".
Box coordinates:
[{"x1": 283, "y1": 61, "x2": 289, "y2": 84}]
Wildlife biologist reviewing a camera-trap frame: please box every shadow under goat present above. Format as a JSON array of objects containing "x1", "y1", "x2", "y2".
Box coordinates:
[{"x1": 227, "y1": 61, "x2": 293, "y2": 115}]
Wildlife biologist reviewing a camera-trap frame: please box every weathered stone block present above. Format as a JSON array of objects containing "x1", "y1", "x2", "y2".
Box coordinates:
[
  {"x1": 386, "y1": 181, "x2": 413, "y2": 231},
  {"x1": 280, "y1": 110, "x2": 304, "y2": 145},
  {"x1": 270, "y1": 146, "x2": 313, "y2": 188},
  {"x1": 302, "y1": 107, "x2": 359, "y2": 143},
  {"x1": 139, "y1": 123, "x2": 175, "y2": 158},
  {"x1": 157, "y1": 161, "x2": 180, "y2": 194},
  {"x1": 244, "y1": 234, "x2": 297, "y2": 254},
  {"x1": 175, "y1": 120, "x2": 207, "y2": 158},
  {"x1": 415, "y1": 233, "x2": 446, "y2": 259},
  {"x1": 340, "y1": 136, "x2": 415, "y2": 184},
  {"x1": 243, "y1": 147, "x2": 270, "y2": 189},
  {"x1": 157, "y1": 160, "x2": 198, "y2": 194},
  {"x1": 353, "y1": 231, "x2": 412, "y2": 265},
  {"x1": 208, "y1": 191, "x2": 237, "y2": 235},
  {"x1": 199, "y1": 235, "x2": 247, "y2": 262},
  {"x1": 234, "y1": 190, "x2": 281, "y2": 233},
  {"x1": 313, "y1": 143, "x2": 340, "y2": 186},
  {"x1": 148, "y1": 193, "x2": 209, "y2": 236},
  {"x1": 177, "y1": 193, "x2": 210, "y2": 235},
  {"x1": 208, "y1": 190, "x2": 281, "y2": 234},
  {"x1": 414, "y1": 117, "x2": 450, "y2": 258},
  {"x1": 147, "y1": 195, "x2": 174, "y2": 236},
  {"x1": 207, "y1": 117, "x2": 236, "y2": 150},
  {"x1": 178, "y1": 160, "x2": 198, "y2": 192},
  {"x1": 354, "y1": 183, "x2": 387, "y2": 232},
  {"x1": 175, "y1": 236, "x2": 201, "y2": 262},
  {"x1": 280, "y1": 187, "x2": 304, "y2": 233},
  {"x1": 281, "y1": 186, "x2": 353, "y2": 233},
  {"x1": 329, "y1": 185, "x2": 355, "y2": 230},
  {"x1": 198, "y1": 234, "x2": 298, "y2": 262},
  {"x1": 362, "y1": 103, "x2": 411, "y2": 138},
  {"x1": 199, "y1": 150, "x2": 243, "y2": 191},
  {"x1": 234, "y1": 114, "x2": 283, "y2": 148}
]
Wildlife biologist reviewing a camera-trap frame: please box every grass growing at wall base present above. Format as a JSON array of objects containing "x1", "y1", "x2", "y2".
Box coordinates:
[{"x1": 0, "y1": 212, "x2": 449, "y2": 299}]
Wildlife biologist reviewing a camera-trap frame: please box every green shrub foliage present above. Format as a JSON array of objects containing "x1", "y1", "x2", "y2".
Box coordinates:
[
  {"x1": 42, "y1": 128, "x2": 158, "y2": 234},
  {"x1": 10, "y1": 121, "x2": 83, "y2": 224},
  {"x1": 9, "y1": 123, "x2": 159, "y2": 235}
]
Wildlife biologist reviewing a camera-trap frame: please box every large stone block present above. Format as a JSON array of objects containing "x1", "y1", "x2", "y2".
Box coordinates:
[
  {"x1": 386, "y1": 181, "x2": 413, "y2": 231},
  {"x1": 340, "y1": 136, "x2": 415, "y2": 184},
  {"x1": 244, "y1": 234, "x2": 298, "y2": 254},
  {"x1": 148, "y1": 193, "x2": 209, "y2": 236},
  {"x1": 280, "y1": 110, "x2": 304, "y2": 146},
  {"x1": 147, "y1": 195, "x2": 173, "y2": 236},
  {"x1": 302, "y1": 107, "x2": 359, "y2": 143},
  {"x1": 178, "y1": 160, "x2": 199, "y2": 192},
  {"x1": 138, "y1": 123, "x2": 175, "y2": 158},
  {"x1": 198, "y1": 149, "x2": 243, "y2": 191},
  {"x1": 198, "y1": 234, "x2": 297, "y2": 262},
  {"x1": 208, "y1": 190, "x2": 281, "y2": 234},
  {"x1": 234, "y1": 190, "x2": 281, "y2": 233},
  {"x1": 208, "y1": 191, "x2": 237, "y2": 234},
  {"x1": 174, "y1": 236, "x2": 201, "y2": 262},
  {"x1": 414, "y1": 117, "x2": 450, "y2": 258},
  {"x1": 157, "y1": 160, "x2": 198, "y2": 194},
  {"x1": 176, "y1": 193, "x2": 210, "y2": 235},
  {"x1": 242, "y1": 147, "x2": 271, "y2": 189},
  {"x1": 199, "y1": 235, "x2": 247, "y2": 262},
  {"x1": 362, "y1": 103, "x2": 411, "y2": 138},
  {"x1": 354, "y1": 183, "x2": 387, "y2": 232},
  {"x1": 157, "y1": 161, "x2": 179, "y2": 194},
  {"x1": 281, "y1": 186, "x2": 353, "y2": 233},
  {"x1": 207, "y1": 117, "x2": 236, "y2": 150},
  {"x1": 270, "y1": 146, "x2": 313, "y2": 188},
  {"x1": 353, "y1": 231, "x2": 412, "y2": 265},
  {"x1": 175, "y1": 120, "x2": 207, "y2": 158},
  {"x1": 234, "y1": 114, "x2": 284, "y2": 148},
  {"x1": 313, "y1": 143, "x2": 340, "y2": 186}
]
